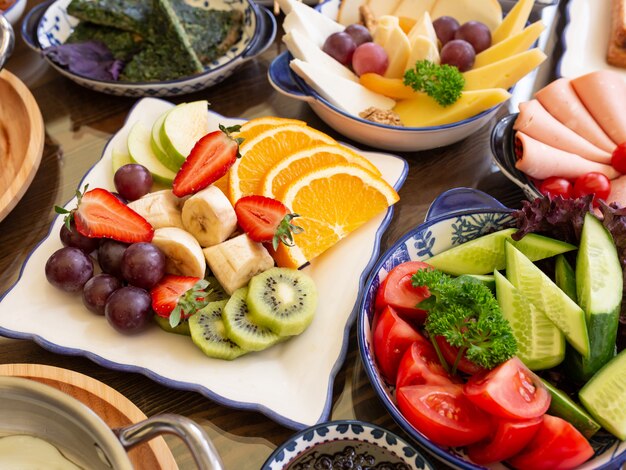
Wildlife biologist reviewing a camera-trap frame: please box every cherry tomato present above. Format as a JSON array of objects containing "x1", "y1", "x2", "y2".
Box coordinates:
[
  {"x1": 507, "y1": 415, "x2": 594, "y2": 470},
  {"x1": 573, "y1": 172, "x2": 611, "y2": 202},
  {"x1": 374, "y1": 261, "x2": 431, "y2": 323},
  {"x1": 396, "y1": 384, "x2": 492, "y2": 447},
  {"x1": 467, "y1": 416, "x2": 543, "y2": 465},
  {"x1": 372, "y1": 305, "x2": 422, "y2": 383},
  {"x1": 538, "y1": 177, "x2": 573, "y2": 199},
  {"x1": 464, "y1": 357, "x2": 551, "y2": 420},
  {"x1": 396, "y1": 336, "x2": 459, "y2": 389},
  {"x1": 434, "y1": 335, "x2": 486, "y2": 376},
  {"x1": 611, "y1": 141, "x2": 626, "y2": 173}
]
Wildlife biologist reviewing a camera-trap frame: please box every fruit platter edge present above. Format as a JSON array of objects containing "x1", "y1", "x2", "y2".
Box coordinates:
[{"x1": 0, "y1": 97, "x2": 408, "y2": 430}]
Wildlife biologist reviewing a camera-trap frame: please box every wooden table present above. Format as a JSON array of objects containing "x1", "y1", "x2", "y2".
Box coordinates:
[{"x1": 0, "y1": 2, "x2": 563, "y2": 468}]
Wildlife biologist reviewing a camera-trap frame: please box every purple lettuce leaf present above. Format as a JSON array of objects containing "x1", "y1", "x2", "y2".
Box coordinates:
[{"x1": 44, "y1": 41, "x2": 124, "y2": 81}]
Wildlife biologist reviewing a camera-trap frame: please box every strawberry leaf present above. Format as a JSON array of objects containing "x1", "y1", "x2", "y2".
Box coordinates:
[{"x1": 272, "y1": 213, "x2": 304, "y2": 251}]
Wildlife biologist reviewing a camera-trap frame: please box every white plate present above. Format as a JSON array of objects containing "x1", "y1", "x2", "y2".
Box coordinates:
[
  {"x1": 559, "y1": 0, "x2": 626, "y2": 79},
  {"x1": 0, "y1": 98, "x2": 408, "y2": 430}
]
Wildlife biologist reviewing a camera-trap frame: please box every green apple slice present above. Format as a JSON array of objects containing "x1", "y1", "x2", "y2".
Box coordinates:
[
  {"x1": 151, "y1": 109, "x2": 178, "y2": 172},
  {"x1": 160, "y1": 100, "x2": 210, "y2": 169},
  {"x1": 127, "y1": 122, "x2": 176, "y2": 186}
]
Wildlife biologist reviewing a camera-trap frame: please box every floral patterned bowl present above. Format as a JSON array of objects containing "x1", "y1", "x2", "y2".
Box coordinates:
[
  {"x1": 357, "y1": 187, "x2": 626, "y2": 469},
  {"x1": 261, "y1": 420, "x2": 433, "y2": 469}
]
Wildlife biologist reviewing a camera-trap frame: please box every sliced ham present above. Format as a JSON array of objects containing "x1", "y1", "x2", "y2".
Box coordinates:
[
  {"x1": 608, "y1": 174, "x2": 626, "y2": 207},
  {"x1": 514, "y1": 100, "x2": 612, "y2": 164},
  {"x1": 514, "y1": 131, "x2": 621, "y2": 180},
  {"x1": 571, "y1": 70, "x2": 626, "y2": 146},
  {"x1": 535, "y1": 78, "x2": 616, "y2": 153}
]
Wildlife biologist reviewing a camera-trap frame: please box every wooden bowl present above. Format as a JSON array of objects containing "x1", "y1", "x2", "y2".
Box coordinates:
[{"x1": 0, "y1": 69, "x2": 44, "y2": 223}]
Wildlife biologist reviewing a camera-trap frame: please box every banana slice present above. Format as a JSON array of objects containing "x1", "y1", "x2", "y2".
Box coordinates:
[
  {"x1": 127, "y1": 190, "x2": 185, "y2": 229},
  {"x1": 151, "y1": 227, "x2": 206, "y2": 278},
  {"x1": 181, "y1": 186, "x2": 237, "y2": 247}
]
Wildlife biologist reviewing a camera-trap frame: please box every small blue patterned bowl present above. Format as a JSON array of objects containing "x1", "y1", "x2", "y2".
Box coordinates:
[
  {"x1": 358, "y1": 187, "x2": 626, "y2": 469},
  {"x1": 21, "y1": 0, "x2": 276, "y2": 97},
  {"x1": 262, "y1": 420, "x2": 433, "y2": 470}
]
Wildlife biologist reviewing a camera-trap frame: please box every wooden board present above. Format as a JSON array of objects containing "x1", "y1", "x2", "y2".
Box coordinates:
[{"x1": 0, "y1": 363, "x2": 178, "y2": 470}]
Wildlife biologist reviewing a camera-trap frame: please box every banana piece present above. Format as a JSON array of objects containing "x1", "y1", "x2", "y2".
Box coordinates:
[
  {"x1": 127, "y1": 190, "x2": 185, "y2": 229},
  {"x1": 151, "y1": 227, "x2": 206, "y2": 278},
  {"x1": 203, "y1": 234, "x2": 274, "y2": 295},
  {"x1": 181, "y1": 186, "x2": 237, "y2": 248}
]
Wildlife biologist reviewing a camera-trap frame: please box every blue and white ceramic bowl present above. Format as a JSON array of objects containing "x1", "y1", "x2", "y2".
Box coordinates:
[
  {"x1": 2, "y1": 0, "x2": 26, "y2": 25},
  {"x1": 262, "y1": 420, "x2": 433, "y2": 470},
  {"x1": 358, "y1": 187, "x2": 626, "y2": 469},
  {"x1": 21, "y1": 0, "x2": 276, "y2": 97}
]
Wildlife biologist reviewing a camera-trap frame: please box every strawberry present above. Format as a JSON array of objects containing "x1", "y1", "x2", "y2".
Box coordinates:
[
  {"x1": 234, "y1": 195, "x2": 303, "y2": 249},
  {"x1": 55, "y1": 186, "x2": 153, "y2": 243},
  {"x1": 150, "y1": 275, "x2": 211, "y2": 327},
  {"x1": 172, "y1": 124, "x2": 243, "y2": 197}
]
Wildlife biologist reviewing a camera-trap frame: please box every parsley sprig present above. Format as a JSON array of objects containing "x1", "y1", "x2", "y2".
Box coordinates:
[
  {"x1": 413, "y1": 269, "x2": 517, "y2": 374},
  {"x1": 403, "y1": 60, "x2": 465, "y2": 107}
]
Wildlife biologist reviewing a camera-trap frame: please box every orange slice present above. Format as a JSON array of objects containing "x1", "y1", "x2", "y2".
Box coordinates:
[
  {"x1": 271, "y1": 163, "x2": 400, "y2": 268},
  {"x1": 228, "y1": 125, "x2": 336, "y2": 203},
  {"x1": 235, "y1": 116, "x2": 306, "y2": 141},
  {"x1": 260, "y1": 144, "x2": 382, "y2": 199}
]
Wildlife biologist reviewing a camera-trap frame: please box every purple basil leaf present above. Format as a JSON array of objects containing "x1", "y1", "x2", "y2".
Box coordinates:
[{"x1": 45, "y1": 41, "x2": 123, "y2": 81}]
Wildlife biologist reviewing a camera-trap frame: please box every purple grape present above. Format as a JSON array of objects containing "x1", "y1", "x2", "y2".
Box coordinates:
[
  {"x1": 98, "y1": 239, "x2": 128, "y2": 278},
  {"x1": 455, "y1": 21, "x2": 491, "y2": 54},
  {"x1": 121, "y1": 242, "x2": 165, "y2": 289},
  {"x1": 60, "y1": 219, "x2": 100, "y2": 254},
  {"x1": 433, "y1": 16, "x2": 460, "y2": 46},
  {"x1": 45, "y1": 247, "x2": 94, "y2": 293},
  {"x1": 104, "y1": 286, "x2": 153, "y2": 334},
  {"x1": 344, "y1": 24, "x2": 373, "y2": 46},
  {"x1": 82, "y1": 274, "x2": 122, "y2": 315},
  {"x1": 322, "y1": 32, "x2": 356, "y2": 66},
  {"x1": 113, "y1": 164, "x2": 153, "y2": 201},
  {"x1": 440, "y1": 39, "x2": 476, "y2": 72}
]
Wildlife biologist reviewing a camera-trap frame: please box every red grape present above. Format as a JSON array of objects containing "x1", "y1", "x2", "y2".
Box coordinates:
[
  {"x1": 114, "y1": 164, "x2": 153, "y2": 201},
  {"x1": 82, "y1": 274, "x2": 122, "y2": 315},
  {"x1": 344, "y1": 24, "x2": 373, "y2": 46},
  {"x1": 98, "y1": 239, "x2": 128, "y2": 279},
  {"x1": 322, "y1": 32, "x2": 357, "y2": 65},
  {"x1": 45, "y1": 247, "x2": 94, "y2": 293},
  {"x1": 455, "y1": 21, "x2": 491, "y2": 54},
  {"x1": 60, "y1": 219, "x2": 100, "y2": 254},
  {"x1": 433, "y1": 16, "x2": 460, "y2": 46},
  {"x1": 440, "y1": 39, "x2": 476, "y2": 72},
  {"x1": 121, "y1": 242, "x2": 165, "y2": 289},
  {"x1": 352, "y1": 42, "x2": 389, "y2": 76},
  {"x1": 105, "y1": 286, "x2": 153, "y2": 334}
]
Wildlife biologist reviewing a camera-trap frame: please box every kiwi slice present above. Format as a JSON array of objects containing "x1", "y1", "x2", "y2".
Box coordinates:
[
  {"x1": 189, "y1": 300, "x2": 247, "y2": 360},
  {"x1": 222, "y1": 288, "x2": 280, "y2": 352},
  {"x1": 154, "y1": 315, "x2": 191, "y2": 336},
  {"x1": 247, "y1": 267, "x2": 318, "y2": 336}
]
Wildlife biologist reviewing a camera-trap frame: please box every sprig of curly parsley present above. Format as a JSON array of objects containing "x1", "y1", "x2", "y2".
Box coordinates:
[{"x1": 403, "y1": 60, "x2": 465, "y2": 107}]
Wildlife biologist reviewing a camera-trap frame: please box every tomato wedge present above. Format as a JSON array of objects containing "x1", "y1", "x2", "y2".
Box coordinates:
[
  {"x1": 397, "y1": 384, "x2": 492, "y2": 447},
  {"x1": 464, "y1": 357, "x2": 550, "y2": 420},
  {"x1": 467, "y1": 416, "x2": 543, "y2": 465},
  {"x1": 507, "y1": 415, "x2": 594, "y2": 470},
  {"x1": 434, "y1": 335, "x2": 486, "y2": 376},
  {"x1": 396, "y1": 336, "x2": 458, "y2": 389},
  {"x1": 375, "y1": 261, "x2": 431, "y2": 323},
  {"x1": 372, "y1": 305, "x2": 422, "y2": 383}
]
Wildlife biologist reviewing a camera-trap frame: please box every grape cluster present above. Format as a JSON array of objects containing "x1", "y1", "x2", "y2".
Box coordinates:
[
  {"x1": 433, "y1": 16, "x2": 492, "y2": 72},
  {"x1": 323, "y1": 24, "x2": 389, "y2": 77}
]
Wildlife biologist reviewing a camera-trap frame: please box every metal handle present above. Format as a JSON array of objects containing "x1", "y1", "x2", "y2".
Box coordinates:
[
  {"x1": 424, "y1": 188, "x2": 510, "y2": 222},
  {"x1": 0, "y1": 14, "x2": 14, "y2": 70},
  {"x1": 114, "y1": 413, "x2": 224, "y2": 470}
]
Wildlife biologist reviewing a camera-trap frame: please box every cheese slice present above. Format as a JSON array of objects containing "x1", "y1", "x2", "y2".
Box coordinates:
[
  {"x1": 492, "y1": 0, "x2": 535, "y2": 44},
  {"x1": 337, "y1": 0, "x2": 364, "y2": 25},
  {"x1": 407, "y1": 11, "x2": 438, "y2": 45},
  {"x1": 374, "y1": 16, "x2": 412, "y2": 79},
  {"x1": 430, "y1": 0, "x2": 502, "y2": 32},
  {"x1": 367, "y1": 0, "x2": 402, "y2": 18},
  {"x1": 283, "y1": 30, "x2": 359, "y2": 82},
  {"x1": 393, "y1": 88, "x2": 511, "y2": 127},
  {"x1": 406, "y1": 35, "x2": 440, "y2": 70},
  {"x1": 290, "y1": 59, "x2": 396, "y2": 115},
  {"x1": 463, "y1": 48, "x2": 547, "y2": 91},
  {"x1": 393, "y1": 0, "x2": 435, "y2": 21},
  {"x1": 282, "y1": 6, "x2": 343, "y2": 48},
  {"x1": 474, "y1": 20, "x2": 545, "y2": 68}
]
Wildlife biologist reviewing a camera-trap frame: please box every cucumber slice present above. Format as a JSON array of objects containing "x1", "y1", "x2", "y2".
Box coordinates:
[
  {"x1": 579, "y1": 348, "x2": 626, "y2": 440},
  {"x1": 459, "y1": 274, "x2": 495, "y2": 292},
  {"x1": 160, "y1": 100, "x2": 210, "y2": 169},
  {"x1": 495, "y1": 270, "x2": 564, "y2": 370},
  {"x1": 555, "y1": 254, "x2": 577, "y2": 302},
  {"x1": 567, "y1": 213, "x2": 622, "y2": 381},
  {"x1": 541, "y1": 378, "x2": 600, "y2": 439},
  {"x1": 505, "y1": 241, "x2": 589, "y2": 358},
  {"x1": 426, "y1": 228, "x2": 576, "y2": 276},
  {"x1": 127, "y1": 122, "x2": 177, "y2": 186},
  {"x1": 151, "y1": 109, "x2": 178, "y2": 172}
]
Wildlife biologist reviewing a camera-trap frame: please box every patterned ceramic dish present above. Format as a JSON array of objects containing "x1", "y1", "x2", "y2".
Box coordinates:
[
  {"x1": 261, "y1": 420, "x2": 433, "y2": 470},
  {"x1": 357, "y1": 187, "x2": 626, "y2": 469},
  {"x1": 21, "y1": 0, "x2": 276, "y2": 97}
]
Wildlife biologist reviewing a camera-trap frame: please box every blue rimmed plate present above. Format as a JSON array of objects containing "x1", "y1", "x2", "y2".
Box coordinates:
[{"x1": 0, "y1": 97, "x2": 408, "y2": 430}]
